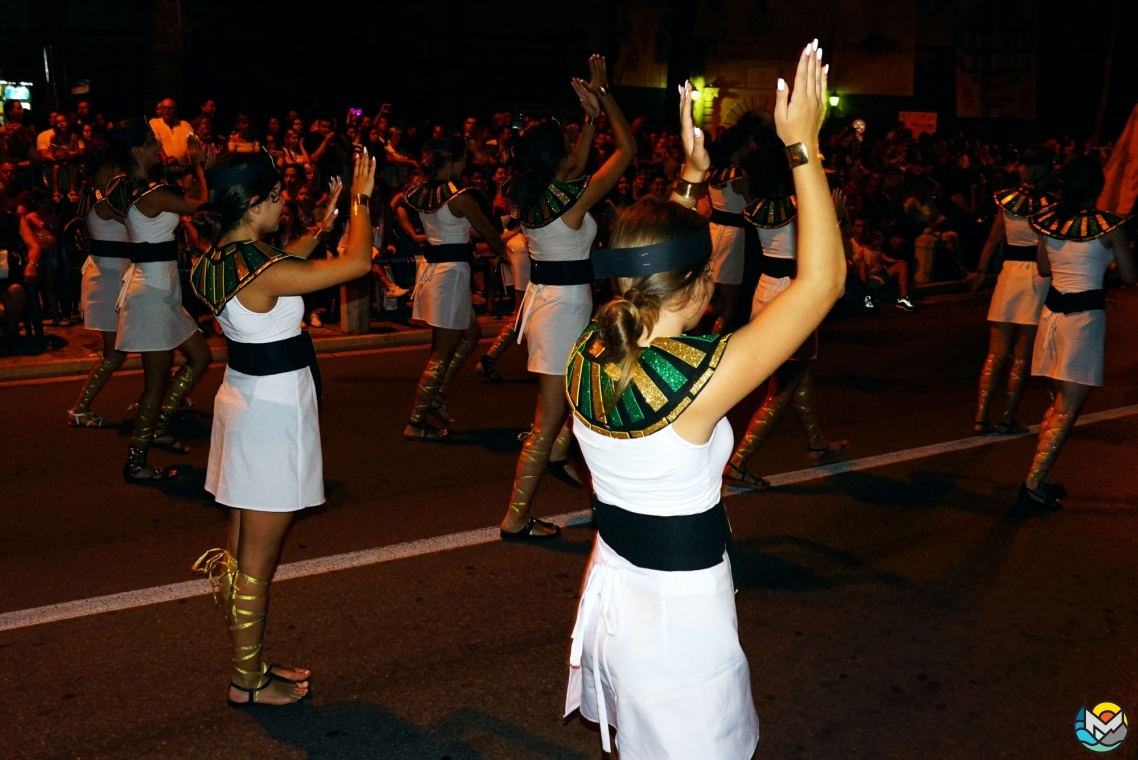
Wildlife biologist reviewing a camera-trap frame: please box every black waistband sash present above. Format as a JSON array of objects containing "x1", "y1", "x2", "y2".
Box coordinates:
[
  {"x1": 423, "y1": 243, "x2": 475, "y2": 264},
  {"x1": 1004, "y1": 244, "x2": 1036, "y2": 262},
  {"x1": 128, "y1": 240, "x2": 179, "y2": 263},
  {"x1": 1045, "y1": 286, "x2": 1105, "y2": 315},
  {"x1": 226, "y1": 332, "x2": 322, "y2": 404},
  {"x1": 592, "y1": 495, "x2": 740, "y2": 591},
  {"x1": 530, "y1": 257, "x2": 594, "y2": 286},
  {"x1": 89, "y1": 239, "x2": 134, "y2": 258},
  {"x1": 762, "y1": 253, "x2": 797, "y2": 279},
  {"x1": 710, "y1": 209, "x2": 747, "y2": 228}
]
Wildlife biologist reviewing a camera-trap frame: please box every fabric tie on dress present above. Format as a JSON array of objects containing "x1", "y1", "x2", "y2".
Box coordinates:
[
  {"x1": 567, "y1": 556, "x2": 624, "y2": 753},
  {"x1": 514, "y1": 282, "x2": 550, "y2": 346},
  {"x1": 114, "y1": 264, "x2": 138, "y2": 312}
]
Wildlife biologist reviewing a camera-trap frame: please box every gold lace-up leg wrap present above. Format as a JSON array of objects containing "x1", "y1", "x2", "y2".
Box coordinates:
[
  {"x1": 227, "y1": 570, "x2": 271, "y2": 679},
  {"x1": 73, "y1": 357, "x2": 121, "y2": 413},
  {"x1": 131, "y1": 401, "x2": 161, "y2": 448},
  {"x1": 790, "y1": 374, "x2": 828, "y2": 450},
  {"x1": 486, "y1": 320, "x2": 516, "y2": 363},
  {"x1": 410, "y1": 356, "x2": 448, "y2": 425},
  {"x1": 550, "y1": 417, "x2": 574, "y2": 462},
  {"x1": 157, "y1": 365, "x2": 197, "y2": 431},
  {"x1": 1026, "y1": 409, "x2": 1075, "y2": 490},
  {"x1": 976, "y1": 353, "x2": 1008, "y2": 424},
  {"x1": 730, "y1": 384, "x2": 794, "y2": 471},
  {"x1": 192, "y1": 547, "x2": 238, "y2": 622},
  {"x1": 439, "y1": 335, "x2": 477, "y2": 399},
  {"x1": 1000, "y1": 357, "x2": 1029, "y2": 427},
  {"x1": 509, "y1": 427, "x2": 553, "y2": 517}
]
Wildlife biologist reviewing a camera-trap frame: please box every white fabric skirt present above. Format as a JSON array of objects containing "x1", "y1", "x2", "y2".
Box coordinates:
[
  {"x1": 1032, "y1": 306, "x2": 1105, "y2": 387},
  {"x1": 501, "y1": 246, "x2": 532, "y2": 291},
  {"x1": 411, "y1": 262, "x2": 473, "y2": 330},
  {"x1": 81, "y1": 255, "x2": 130, "y2": 332},
  {"x1": 206, "y1": 366, "x2": 324, "y2": 511},
  {"x1": 751, "y1": 273, "x2": 816, "y2": 360},
  {"x1": 566, "y1": 535, "x2": 760, "y2": 759},
  {"x1": 516, "y1": 282, "x2": 592, "y2": 375},
  {"x1": 987, "y1": 261, "x2": 1049, "y2": 325},
  {"x1": 114, "y1": 262, "x2": 198, "y2": 352},
  {"x1": 709, "y1": 223, "x2": 745, "y2": 285}
]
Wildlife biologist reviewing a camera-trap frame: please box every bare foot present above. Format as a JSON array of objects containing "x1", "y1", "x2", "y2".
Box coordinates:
[
  {"x1": 229, "y1": 675, "x2": 309, "y2": 706},
  {"x1": 267, "y1": 663, "x2": 310, "y2": 683}
]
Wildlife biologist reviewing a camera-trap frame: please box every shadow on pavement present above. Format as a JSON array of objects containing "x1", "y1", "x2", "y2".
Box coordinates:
[
  {"x1": 452, "y1": 426, "x2": 533, "y2": 454},
  {"x1": 737, "y1": 534, "x2": 910, "y2": 591},
  {"x1": 249, "y1": 700, "x2": 589, "y2": 760},
  {"x1": 784, "y1": 469, "x2": 960, "y2": 511}
]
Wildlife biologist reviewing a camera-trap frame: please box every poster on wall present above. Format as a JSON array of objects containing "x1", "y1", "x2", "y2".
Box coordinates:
[
  {"x1": 899, "y1": 111, "x2": 937, "y2": 137},
  {"x1": 956, "y1": 0, "x2": 1037, "y2": 119}
]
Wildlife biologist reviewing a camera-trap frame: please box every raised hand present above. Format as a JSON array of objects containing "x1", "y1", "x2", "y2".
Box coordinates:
[
  {"x1": 318, "y1": 177, "x2": 343, "y2": 233},
  {"x1": 586, "y1": 54, "x2": 609, "y2": 94},
  {"x1": 350, "y1": 148, "x2": 376, "y2": 200},
  {"x1": 571, "y1": 78, "x2": 600, "y2": 118},
  {"x1": 774, "y1": 40, "x2": 828, "y2": 150},
  {"x1": 678, "y1": 80, "x2": 710, "y2": 175}
]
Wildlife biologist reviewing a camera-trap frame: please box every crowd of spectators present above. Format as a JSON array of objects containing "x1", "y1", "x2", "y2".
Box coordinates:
[{"x1": 0, "y1": 92, "x2": 1124, "y2": 353}]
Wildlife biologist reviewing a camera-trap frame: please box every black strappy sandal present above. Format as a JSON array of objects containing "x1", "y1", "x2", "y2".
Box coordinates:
[
  {"x1": 151, "y1": 429, "x2": 191, "y2": 454},
  {"x1": 500, "y1": 517, "x2": 562, "y2": 542},
  {"x1": 264, "y1": 662, "x2": 310, "y2": 685},
  {"x1": 404, "y1": 420, "x2": 448, "y2": 441},
  {"x1": 1015, "y1": 482, "x2": 1062, "y2": 512},
  {"x1": 476, "y1": 356, "x2": 504, "y2": 382},
  {"x1": 1041, "y1": 481, "x2": 1067, "y2": 499},
  {"x1": 996, "y1": 420, "x2": 1029, "y2": 435},
  {"x1": 545, "y1": 459, "x2": 583, "y2": 489},
  {"x1": 973, "y1": 421, "x2": 995, "y2": 435},
  {"x1": 227, "y1": 675, "x2": 307, "y2": 708},
  {"x1": 123, "y1": 446, "x2": 179, "y2": 484},
  {"x1": 428, "y1": 398, "x2": 454, "y2": 425},
  {"x1": 723, "y1": 463, "x2": 771, "y2": 491},
  {"x1": 807, "y1": 439, "x2": 850, "y2": 465}
]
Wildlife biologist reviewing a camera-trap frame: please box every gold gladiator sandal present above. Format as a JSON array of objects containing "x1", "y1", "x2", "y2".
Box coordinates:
[
  {"x1": 476, "y1": 321, "x2": 515, "y2": 382},
  {"x1": 500, "y1": 427, "x2": 561, "y2": 541},
  {"x1": 974, "y1": 353, "x2": 1008, "y2": 434},
  {"x1": 1019, "y1": 409, "x2": 1076, "y2": 510},
  {"x1": 124, "y1": 402, "x2": 179, "y2": 483},
  {"x1": 153, "y1": 366, "x2": 196, "y2": 453},
  {"x1": 996, "y1": 357, "x2": 1030, "y2": 434},
  {"x1": 793, "y1": 376, "x2": 849, "y2": 465},
  {"x1": 68, "y1": 356, "x2": 121, "y2": 427},
  {"x1": 405, "y1": 356, "x2": 449, "y2": 440},
  {"x1": 225, "y1": 569, "x2": 307, "y2": 707},
  {"x1": 724, "y1": 386, "x2": 795, "y2": 490}
]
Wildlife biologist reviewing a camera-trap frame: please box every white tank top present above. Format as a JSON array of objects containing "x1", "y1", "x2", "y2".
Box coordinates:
[
  {"x1": 124, "y1": 206, "x2": 179, "y2": 243},
  {"x1": 1044, "y1": 236, "x2": 1114, "y2": 294},
  {"x1": 86, "y1": 209, "x2": 130, "y2": 242},
  {"x1": 420, "y1": 202, "x2": 471, "y2": 246},
  {"x1": 218, "y1": 293, "x2": 304, "y2": 344},
  {"x1": 710, "y1": 183, "x2": 746, "y2": 214},
  {"x1": 1003, "y1": 211, "x2": 1038, "y2": 247},
  {"x1": 575, "y1": 416, "x2": 733, "y2": 517},
  {"x1": 758, "y1": 219, "x2": 797, "y2": 260},
  {"x1": 524, "y1": 213, "x2": 596, "y2": 262}
]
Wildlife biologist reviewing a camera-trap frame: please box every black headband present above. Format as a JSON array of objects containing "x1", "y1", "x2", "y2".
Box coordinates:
[
  {"x1": 426, "y1": 137, "x2": 469, "y2": 155},
  {"x1": 205, "y1": 152, "x2": 278, "y2": 193},
  {"x1": 592, "y1": 225, "x2": 712, "y2": 279}
]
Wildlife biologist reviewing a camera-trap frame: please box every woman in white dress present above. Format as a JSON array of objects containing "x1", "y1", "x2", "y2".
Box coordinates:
[
  {"x1": 968, "y1": 145, "x2": 1057, "y2": 435},
  {"x1": 565, "y1": 47, "x2": 843, "y2": 758},
  {"x1": 106, "y1": 119, "x2": 212, "y2": 482},
  {"x1": 189, "y1": 151, "x2": 376, "y2": 706},
  {"x1": 475, "y1": 218, "x2": 529, "y2": 382},
  {"x1": 1016, "y1": 155, "x2": 1134, "y2": 509},
  {"x1": 402, "y1": 138, "x2": 507, "y2": 439},
  {"x1": 67, "y1": 152, "x2": 131, "y2": 427},
  {"x1": 497, "y1": 55, "x2": 635, "y2": 540},
  {"x1": 706, "y1": 127, "x2": 752, "y2": 334},
  {"x1": 722, "y1": 138, "x2": 848, "y2": 490}
]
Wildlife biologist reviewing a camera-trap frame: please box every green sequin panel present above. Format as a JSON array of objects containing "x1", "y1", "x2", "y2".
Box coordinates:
[
  {"x1": 621, "y1": 388, "x2": 645, "y2": 424},
  {"x1": 642, "y1": 351, "x2": 687, "y2": 391},
  {"x1": 598, "y1": 371, "x2": 623, "y2": 427},
  {"x1": 578, "y1": 366, "x2": 593, "y2": 421}
]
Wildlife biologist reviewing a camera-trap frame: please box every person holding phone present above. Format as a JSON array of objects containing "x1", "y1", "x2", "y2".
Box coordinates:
[
  {"x1": 564, "y1": 44, "x2": 842, "y2": 758},
  {"x1": 189, "y1": 150, "x2": 376, "y2": 706}
]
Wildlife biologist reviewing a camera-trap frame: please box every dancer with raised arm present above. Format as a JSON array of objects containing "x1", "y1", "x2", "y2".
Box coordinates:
[
  {"x1": 498, "y1": 55, "x2": 635, "y2": 540},
  {"x1": 106, "y1": 119, "x2": 212, "y2": 482},
  {"x1": 189, "y1": 151, "x2": 376, "y2": 706},
  {"x1": 707, "y1": 125, "x2": 752, "y2": 334},
  {"x1": 565, "y1": 44, "x2": 843, "y2": 758},
  {"x1": 403, "y1": 139, "x2": 508, "y2": 439},
  {"x1": 1016, "y1": 155, "x2": 1134, "y2": 510},
  {"x1": 968, "y1": 145, "x2": 1057, "y2": 435},
  {"x1": 722, "y1": 135, "x2": 848, "y2": 490},
  {"x1": 67, "y1": 151, "x2": 130, "y2": 427},
  {"x1": 475, "y1": 218, "x2": 529, "y2": 382}
]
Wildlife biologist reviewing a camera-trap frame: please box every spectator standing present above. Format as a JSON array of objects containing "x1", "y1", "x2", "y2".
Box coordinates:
[{"x1": 149, "y1": 98, "x2": 195, "y2": 165}]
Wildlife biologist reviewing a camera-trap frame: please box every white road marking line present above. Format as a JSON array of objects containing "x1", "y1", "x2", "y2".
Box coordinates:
[{"x1": 2, "y1": 403, "x2": 1135, "y2": 633}]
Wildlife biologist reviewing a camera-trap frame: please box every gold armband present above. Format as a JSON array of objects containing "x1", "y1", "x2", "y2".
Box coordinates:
[{"x1": 672, "y1": 178, "x2": 708, "y2": 200}]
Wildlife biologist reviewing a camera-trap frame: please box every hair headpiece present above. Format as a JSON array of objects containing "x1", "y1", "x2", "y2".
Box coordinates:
[
  {"x1": 205, "y1": 151, "x2": 278, "y2": 193},
  {"x1": 592, "y1": 225, "x2": 711, "y2": 279}
]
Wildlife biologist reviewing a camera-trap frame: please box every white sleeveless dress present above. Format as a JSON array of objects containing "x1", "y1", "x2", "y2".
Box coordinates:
[
  {"x1": 751, "y1": 220, "x2": 816, "y2": 360},
  {"x1": 709, "y1": 182, "x2": 747, "y2": 285},
  {"x1": 115, "y1": 204, "x2": 198, "y2": 352},
  {"x1": 567, "y1": 415, "x2": 760, "y2": 759},
  {"x1": 987, "y1": 211, "x2": 1049, "y2": 325},
  {"x1": 1032, "y1": 237, "x2": 1114, "y2": 387},
  {"x1": 81, "y1": 209, "x2": 131, "y2": 332},
  {"x1": 206, "y1": 294, "x2": 323, "y2": 511},
  {"x1": 411, "y1": 202, "x2": 474, "y2": 330},
  {"x1": 500, "y1": 231, "x2": 531, "y2": 292},
  {"x1": 517, "y1": 213, "x2": 596, "y2": 375}
]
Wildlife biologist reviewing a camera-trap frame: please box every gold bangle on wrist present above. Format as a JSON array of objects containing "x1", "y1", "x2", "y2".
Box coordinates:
[
  {"x1": 595, "y1": 85, "x2": 610, "y2": 98},
  {"x1": 672, "y1": 178, "x2": 708, "y2": 200},
  {"x1": 353, "y1": 193, "x2": 371, "y2": 210}
]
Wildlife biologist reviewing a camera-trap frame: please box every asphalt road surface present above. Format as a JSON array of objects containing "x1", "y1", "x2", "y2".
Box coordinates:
[{"x1": 3, "y1": 289, "x2": 1137, "y2": 760}]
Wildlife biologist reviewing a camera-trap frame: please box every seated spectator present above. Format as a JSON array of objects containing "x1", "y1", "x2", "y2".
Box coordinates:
[
  {"x1": 903, "y1": 175, "x2": 963, "y2": 276},
  {"x1": 227, "y1": 113, "x2": 261, "y2": 153},
  {"x1": 43, "y1": 113, "x2": 82, "y2": 201},
  {"x1": 280, "y1": 163, "x2": 305, "y2": 203},
  {"x1": 631, "y1": 168, "x2": 650, "y2": 201},
  {"x1": 0, "y1": 186, "x2": 28, "y2": 350},
  {"x1": 648, "y1": 171, "x2": 669, "y2": 200},
  {"x1": 282, "y1": 130, "x2": 311, "y2": 167},
  {"x1": 850, "y1": 218, "x2": 917, "y2": 313}
]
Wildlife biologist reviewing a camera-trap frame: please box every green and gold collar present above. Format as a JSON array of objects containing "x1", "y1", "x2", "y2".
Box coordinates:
[
  {"x1": 994, "y1": 185, "x2": 1058, "y2": 218},
  {"x1": 566, "y1": 323, "x2": 731, "y2": 439},
  {"x1": 512, "y1": 176, "x2": 590, "y2": 229},
  {"x1": 190, "y1": 240, "x2": 298, "y2": 316},
  {"x1": 403, "y1": 180, "x2": 469, "y2": 213},
  {"x1": 1030, "y1": 206, "x2": 1129, "y2": 242},
  {"x1": 708, "y1": 165, "x2": 747, "y2": 189},
  {"x1": 105, "y1": 176, "x2": 162, "y2": 216},
  {"x1": 744, "y1": 193, "x2": 796, "y2": 229}
]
